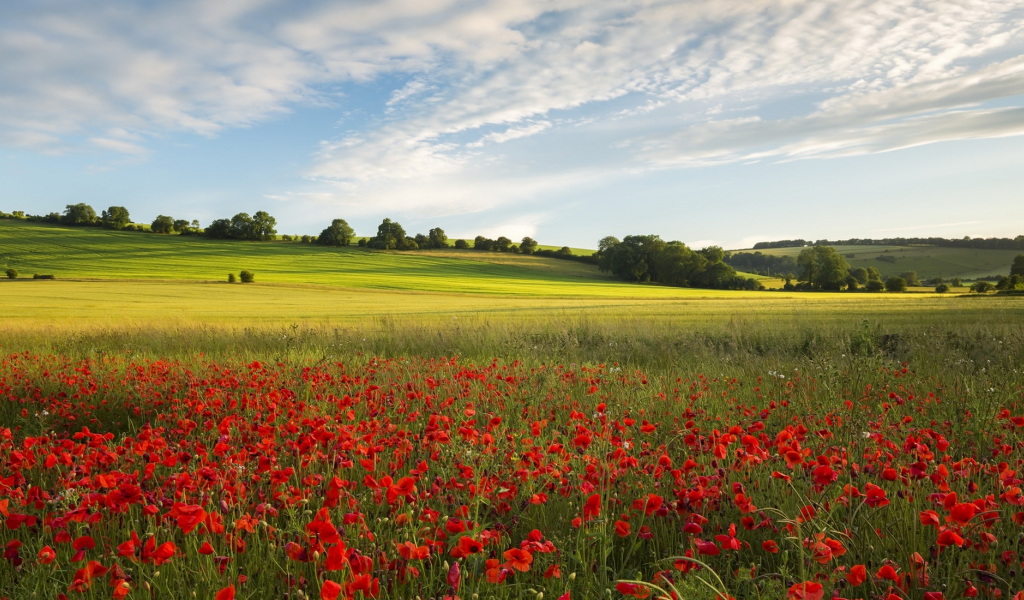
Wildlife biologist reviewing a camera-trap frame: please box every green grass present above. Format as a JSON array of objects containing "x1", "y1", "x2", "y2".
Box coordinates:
[{"x1": 745, "y1": 244, "x2": 1020, "y2": 280}]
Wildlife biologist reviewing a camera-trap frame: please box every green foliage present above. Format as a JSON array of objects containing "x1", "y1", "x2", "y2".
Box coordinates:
[
  {"x1": 797, "y1": 246, "x2": 850, "y2": 290},
  {"x1": 32, "y1": 274, "x2": 55, "y2": 280},
  {"x1": 228, "y1": 273, "x2": 236, "y2": 283},
  {"x1": 454, "y1": 239, "x2": 469, "y2": 249},
  {"x1": 996, "y1": 274, "x2": 1024, "y2": 291},
  {"x1": 849, "y1": 267, "x2": 869, "y2": 284},
  {"x1": 899, "y1": 270, "x2": 922, "y2": 286},
  {"x1": 971, "y1": 281, "x2": 994, "y2": 293},
  {"x1": 427, "y1": 227, "x2": 448, "y2": 249},
  {"x1": 5, "y1": 268, "x2": 16, "y2": 279},
  {"x1": 885, "y1": 276, "x2": 908, "y2": 292},
  {"x1": 318, "y1": 219, "x2": 355, "y2": 247},
  {"x1": 239, "y1": 270, "x2": 254, "y2": 283},
  {"x1": 865, "y1": 279, "x2": 885, "y2": 292},
  {"x1": 369, "y1": 218, "x2": 416, "y2": 250},
  {"x1": 62, "y1": 203, "x2": 97, "y2": 225},
  {"x1": 951, "y1": 277, "x2": 963, "y2": 287},
  {"x1": 520, "y1": 237, "x2": 538, "y2": 255},
  {"x1": 1012, "y1": 254, "x2": 1024, "y2": 277},
  {"x1": 100, "y1": 206, "x2": 131, "y2": 230},
  {"x1": 151, "y1": 215, "x2": 175, "y2": 234},
  {"x1": 935, "y1": 283, "x2": 950, "y2": 293}
]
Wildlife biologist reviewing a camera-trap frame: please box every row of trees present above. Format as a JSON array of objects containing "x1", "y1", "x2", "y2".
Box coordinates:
[
  {"x1": 751, "y1": 235, "x2": 1024, "y2": 251},
  {"x1": 596, "y1": 235, "x2": 761, "y2": 290},
  {"x1": 205, "y1": 212, "x2": 278, "y2": 241}
]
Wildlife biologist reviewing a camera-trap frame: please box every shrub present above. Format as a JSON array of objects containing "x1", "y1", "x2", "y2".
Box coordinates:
[
  {"x1": 935, "y1": 283, "x2": 950, "y2": 293},
  {"x1": 454, "y1": 239, "x2": 469, "y2": 249},
  {"x1": 865, "y1": 280, "x2": 885, "y2": 292},
  {"x1": 239, "y1": 270, "x2": 254, "y2": 283},
  {"x1": 885, "y1": 276, "x2": 908, "y2": 292},
  {"x1": 5, "y1": 268, "x2": 16, "y2": 279},
  {"x1": 970, "y1": 281, "x2": 994, "y2": 293},
  {"x1": 950, "y1": 277, "x2": 962, "y2": 287},
  {"x1": 228, "y1": 273, "x2": 237, "y2": 283},
  {"x1": 33, "y1": 274, "x2": 55, "y2": 280}
]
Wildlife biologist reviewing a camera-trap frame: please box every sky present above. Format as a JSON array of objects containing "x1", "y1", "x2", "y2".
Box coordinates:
[{"x1": 2, "y1": 0, "x2": 1024, "y2": 250}]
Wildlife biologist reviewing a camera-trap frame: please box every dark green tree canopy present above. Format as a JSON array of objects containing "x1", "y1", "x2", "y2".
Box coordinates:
[
  {"x1": 369, "y1": 218, "x2": 415, "y2": 250},
  {"x1": 62, "y1": 203, "x2": 97, "y2": 225},
  {"x1": 318, "y1": 219, "x2": 355, "y2": 247},
  {"x1": 520, "y1": 237, "x2": 538, "y2": 255},
  {"x1": 101, "y1": 206, "x2": 131, "y2": 230},
  {"x1": 428, "y1": 228, "x2": 448, "y2": 249},
  {"x1": 1012, "y1": 254, "x2": 1024, "y2": 277},
  {"x1": 797, "y1": 246, "x2": 851, "y2": 291},
  {"x1": 151, "y1": 215, "x2": 175, "y2": 234},
  {"x1": 251, "y1": 211, "x2": 277, "y2": 241},
  {"x1": 885, "y1": 276, "x2": 908, "y2": 292}
]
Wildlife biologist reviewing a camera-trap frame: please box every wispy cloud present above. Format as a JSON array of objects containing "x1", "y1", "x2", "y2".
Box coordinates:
[{"x1": 2, "y1": 0, "x2": 1024, "y2": 214}]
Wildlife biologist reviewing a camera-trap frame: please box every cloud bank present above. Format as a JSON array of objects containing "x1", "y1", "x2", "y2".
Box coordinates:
[{"x1": 3, "y1": 0, "x2": 1024, "y2": 215}]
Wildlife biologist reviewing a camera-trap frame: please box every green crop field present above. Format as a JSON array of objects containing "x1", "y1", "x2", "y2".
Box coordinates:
[{"x1": 745, "y1": 243, "x2": 1020, "y2": 280}]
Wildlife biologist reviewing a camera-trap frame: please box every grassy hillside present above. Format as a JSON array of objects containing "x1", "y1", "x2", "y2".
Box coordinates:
[
  {"x1": 744, "y1": 244, "x2": 1019, "y2": 280},
  {"x1": 0, "y1": 220, "x2": 760, "y2": 296}
]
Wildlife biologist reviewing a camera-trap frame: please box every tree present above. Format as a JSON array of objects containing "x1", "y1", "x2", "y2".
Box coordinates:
[
  {"x1": 600, "y1": 235, "x2": 666, "y2": 282},
  {"x1": 251, "y1": 211, "x2": 277, "y2": 241},
  {"x1": 494, "y1": 237, "x2": 512, "y2": 252},
  {"x1": 899, "y1": 271, "x2": 921, "y2": 287},
  {"x1": 206, "y1": 219, "x2": 232, "y2": 239},
  {"x1": 151, "y1": 215, "x2": 175, "y2": 234},
  {"x1": 173, "y1": 219, "x2": 191, "y2": 234},
  {"x1": 473, "y1": 236, "x2": 492, "y2": 251},
  {"x1": 654, "y1": 242, "x2": 705, "y2": 287},
  {"x1": 849, "y1": 267, "x2": 869, "y2": 285},
  {"x1": 520, "y1": 237, "x2": 538, "y2": 255},
  {"x1": 970, "y1": 281, "x2": 994, "y2": 293},
  {"x1": 101, "y1": 206, "x2": 131, "y2": 230},
  {"x1": 865, "y1": 279, "x2": 885, "y2": 292},
  {"x1": 454, "y1": 239, "x2": 469, "y2": 249},
  {"x1": 5, "y1": 268, "x2": 16, "y2": 279},
  {"x1": 935, "y1": 283, "x2": 950, "y2": 293},
  {"x1": 1012, "y1": 254, "x2": 1024, "y2": 277},
  {"x1": 239, "y1": 270, "x2": 255, "y2": 283},
  {"x1": 318, "y1": 219, "x2": 355, "y2": 247},
  {"x1": 428, "y1": 228, "x2": 448, "y2": 249},
  {"x1": 797, "y1": 246, "x2": 850, "y2": 290},
  {"x1": 950, "y1": 277, "x2": 962, "y2": 287},
  {"x1": 62, "y1": 203, "x2": 97, "y2": 225},
  {"x1": 866, "y1": 267, "x2": 882, "y2": 281},
  {"x1": 230, "y1": 213, "x2": 254, "y2": 239},
  {"x1": 228, "y1": 273, "x2": 236, "y2": 283},
  {"x1": 369, "y1": 218, "x2": 414, "y2": 249},
  {"x1": 885, "y1": 276, "x2": 908, "y2": 292}
]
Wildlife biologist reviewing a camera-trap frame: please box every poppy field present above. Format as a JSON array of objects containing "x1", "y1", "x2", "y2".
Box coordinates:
[{"x1": 1, "y1": 329, "x2": 1023, "y2": 600}]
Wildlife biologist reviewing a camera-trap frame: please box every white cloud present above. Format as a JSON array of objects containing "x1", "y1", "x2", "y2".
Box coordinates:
[{"x1": 2, "y1": 0, "x2": 1024, "y2": 212}]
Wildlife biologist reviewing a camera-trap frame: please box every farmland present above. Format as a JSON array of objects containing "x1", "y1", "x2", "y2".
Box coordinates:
[
  {"x1": 3, "y1": 221, "x2": 1024, "y2": 600},
  {"x1": 745, "y1": 244, "x2": 1021, "y2": 281}
]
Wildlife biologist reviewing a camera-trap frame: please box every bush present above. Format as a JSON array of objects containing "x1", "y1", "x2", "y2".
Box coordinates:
[
  {"x1": 950, "y1": 277, "x2": 962, "y2": 287},
  {"x1": 239, "y1": 270, "x2": 254, "y2": 283},
  {"x1": 970, "y1": 281, "x2": 994, "y2": 293},
  {"x1": 885, "y1": 276, "x2": 908, "y2": 292},
  {"x1": 33, "y1": 274, "x2": 55, "y2": 280},
  {"x1": 935, "y1": 283, "x2": 950, "y2": 293},
  {"x1": 865, "y1": 280, "x2": 885, "y2": 292},
  {"x1": 5, "y1": 268, "x2": 16, "y2": 279},
  {"x1": 454, "y1": 239, "x2": 469, "y2": 249},
  {"x1": 228, "y1": 273, "x2": 236, "y2": 283}
]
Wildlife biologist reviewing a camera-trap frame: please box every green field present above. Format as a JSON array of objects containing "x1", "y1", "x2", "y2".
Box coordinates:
[
  {"x1": 746, "y1": 243, "x2": 1020, "y2": 280},
  {"x1": 0, "y1": 220, "x2": 765, "y2": 295}
]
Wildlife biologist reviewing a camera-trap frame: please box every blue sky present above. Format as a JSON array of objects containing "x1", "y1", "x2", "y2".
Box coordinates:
[{"x1": 2, "y1": 0, "x2": 1024, "y2": 249}]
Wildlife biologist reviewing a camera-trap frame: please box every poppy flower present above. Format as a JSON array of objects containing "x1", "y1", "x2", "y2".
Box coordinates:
[
  {"x1": 214, "y1": 585, "x2": 235, "y2": 600},
  {"x1": 503, "y1": 548, "x2": 533, "y2": 572},
  {"x1": 320, "y1": 580, "x2": 342, "y2": 600},
  {"x1": 847, "y1": 565, "x2": 866, "y2": 586},
  {"x1": 787, "y1": 582, "x2": 823, "y2": 600},
  {"x1": 37, "y1": 546, "x2": 56, "y2": 565},
  {"x1": 615, "y1": 520, "x2": 631, "y2": 537}
]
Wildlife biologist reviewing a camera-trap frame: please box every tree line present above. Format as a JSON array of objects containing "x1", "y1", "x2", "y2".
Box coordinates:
[
  {"x1": 595, "y1": 235, "x2": 763, "y2": 290},
  {"x1": 750, "y1": 235, "x2": 1024, "y2": 251}
]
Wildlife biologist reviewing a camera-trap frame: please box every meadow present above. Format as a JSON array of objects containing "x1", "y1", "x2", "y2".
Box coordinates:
[
  {"x1": 3, "y1": 221, "x2": 1024, "y2": 600},
  {"x1": 749, "y1": 244, "x2": 1020, "y2": 281}
]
